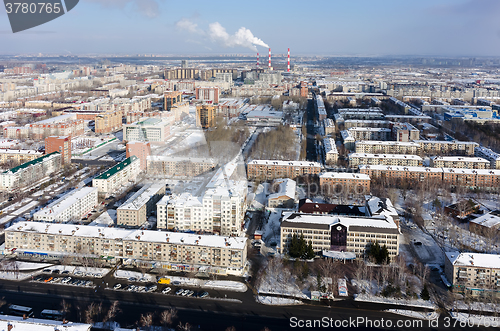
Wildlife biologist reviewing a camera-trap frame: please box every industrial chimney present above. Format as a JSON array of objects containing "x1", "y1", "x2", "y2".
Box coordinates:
[
  {"x1": 268, "y1": 48, "x2": 272, "y2": 70},
  {"x1": 287, "y1": 48, "x2": 290, "y2": 72},
  {"x1": 257, "y1": 52, "x2": 259, "y2": 69}
]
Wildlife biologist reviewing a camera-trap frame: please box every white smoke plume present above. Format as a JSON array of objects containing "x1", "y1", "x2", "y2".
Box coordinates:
[{"x1": 176, "y1": 18, "x2": 269, "y2": 52}]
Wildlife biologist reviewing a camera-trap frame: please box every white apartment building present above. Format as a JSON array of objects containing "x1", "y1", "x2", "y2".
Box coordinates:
[
  {"x1": 355, "y1": 140, "x2": 421, "y2": 155},
  {"x1": 123, "y1": 117, "x2": 171, "y2": 142},
  {"x1": 92, "y1": 155, "x2": 141, "y2": 195},
  {"x1": 5, "y1": 222, "x2": 247, "y2": 276},
  {"x1": 0, "y1": 151, "x2": 61, "y2": 190},
  {"x1": 157, "y1": 181, "x2": 247, "y2": 236},
  {"x1": 431, "y1": 156, "x2": 491, "y2": 169},
  {"x1": 475, "y1": 146, "x2": 500, "y2": 169},
  {"x1": 347, "y1": 127, "x2": 392, "y2": 141},
  {"x1": 117, "y1": 183, "x2": 165, "y2": 227},
  {"x1": 323, "y1": 138, "x2": 339, "y2": 164},
  {"x1": 349, "y1": 153, "x2": 423, "y2": 168},
  {"x1": 33, "y1": 187, "x2": 98, "y2": 223}
]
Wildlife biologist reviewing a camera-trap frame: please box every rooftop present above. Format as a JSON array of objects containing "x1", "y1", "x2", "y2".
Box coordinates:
[
  {"x1": 118, "y1": 183, "x2": 164, "y2": 211},
  {"x1": 3, "y1": 151, "x2": 60, "y2": 175},
  {"x1": 320, "y1": 172, "x2": 370, "y2": 180},
  {"x1": 446, "y1": 252, "x2": 500, "y2": 269},
  {"x1": 0, "y1": 315, "x2": 91, "y2": 331},
  {"x1": 350, "y1": 153, "x2": 422, "y2": 160},
  {"x1": 34, "y1": 187, "x2": 97, "y2": 218},
  {"x1": 249, "y1": 160, "x2": 323, "y2": 167},
  {"x1": 94, "y1": 155, "x2": 138, "y2": 180}
]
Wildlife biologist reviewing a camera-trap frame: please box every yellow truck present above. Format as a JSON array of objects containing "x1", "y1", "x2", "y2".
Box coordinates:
[{"x1": 157, "y1": 277, "x2": 170, "y2": 285}]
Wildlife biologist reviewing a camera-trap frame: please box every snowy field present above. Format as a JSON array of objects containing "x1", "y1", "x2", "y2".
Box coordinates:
[
  {"x1": 257, "y1": 296, "x2": 303, "y2": 306},
  {"x1": 354, "y1": 293, "x2": 437, "y2": 309}
]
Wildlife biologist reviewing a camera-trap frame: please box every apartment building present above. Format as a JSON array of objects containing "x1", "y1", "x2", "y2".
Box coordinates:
[
  {"x1": 323, "y1": 138, "x2": 339, "y2": 164},
  {"x1": 0, "y1": 152, "x2": 61, "y2": 190},
  {"x1": 33, "y1": 187, "x2": 98, "y2": 223},
  {"x1": 445, "y1": 252, "x2": 500, "y2": 296},
  {"x1": 247, "y1": 160, "x2": 323, "y2": 181},
  {"x1": 337, "y1": 108, "x2": 385, "y2": 121},
  {"x1": 355, "y1": 140, "x2": 421, "y2": 155},
  {"x1": 344, "y1": 120, "x2": 391, "y2": 129},
  {"x1": 95, "y1": 110, "x2": 123, "y2": 134},
  {"x1": 323, "y1": 118, "x2": 336, "y2": 135},
  {"x1": 315, "y1": 94, "x2": 327, "y2": 121},
  {"x1": 45, "y1": 136, "x2": 71, "y2": 164},
  {"x1": 28, "y1": 114, "x2": 84, "y2": 140},
  {"x1": 196, "y1": 87, "x2": 220, "y2": 104},
  {"x1": 0, "y1": 316, "x2": 91, "y2": 331},
  {"x1": 319, "y1": 172, "x2": 371, "y2": 195},
  {"x1": 164, "y1": 68, "x2": 200, "y2": 80},
  {"x1": 126, "y1": 141, "x2": 151, "y2": 171},
  {"x1": 431, "y1": 156, "x2": 490, "y2": 169},
  {"x1": 347, "y1": 127, "x2": 392, "y2": 141},
  {"x1": 391, "y1": 122, "x2": 420, "y2": 142},
  {"x1": 196, "y1": 104, "x2": 216, "y2": 129},
  {"x1": 268, "y1": 178, "x2": 296, "y2": 208},
  {"x1": 5, "y1": 222, "x2": 247, "y2": 276},
  {"x1": 157, "y1": 180, "x2": 247, "y2": 236},
  {"x1": 147, "y1": 156, "x2": 216, "y2": 178},
  {"x1": 117, "y1": 183, "x2": 165, "y2": 227},
  {"x1": 92, "y1": 155, "x2": 141, "y2": 195},
  {"x1": 0, "y1": 149, "x2": 42, "y2": 164},
  {"x1": 164, "y1": 91, "x2": 182, "y2": 111},
  {"x1": 415, "y1": 140, "x2": 478, "y2": 156},
  {"x1": 123, "y1": 118, "x2": 171, "y2": 142},
  {"x1": 341, "y1": 130, "x2": 356, "y2": 150},
  {"x1": 360, "y1": 165, "x2": 500, "y2": 190},
  {"x1": 280, "y1": 212, "x2": 400, "y2": 259},
  {"x1": 475, "y1": 146, "x2": 500, "y2": 169},
  {"x1": 349, "y1": 153, "x2": 423, "y2": 168}
]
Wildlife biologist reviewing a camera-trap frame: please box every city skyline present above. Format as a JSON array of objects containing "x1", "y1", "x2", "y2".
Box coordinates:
[{"x1": 1, "y1": 0, "x2": 500, "y2": 56}]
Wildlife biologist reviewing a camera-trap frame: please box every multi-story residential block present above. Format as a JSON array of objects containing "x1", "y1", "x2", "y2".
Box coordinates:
[
  {"x1": 5, "y1": 222, "x2": 247, "y2": 276},
  {"x1": 92, "y1": 155, "x2": 141, "y2": 195},
  {"x1": 343, "y1": 120, "x2": 391, "y2": 129},
  {"x1": 315, "y1": 94, "x2": 327, "y2": 120},
  {"x1": 156, "y1": 180, "x2": 247, "y2": 236},
  {"x1": 323, "y1": 138, "x2": 338, "y2": 164},
  {"x1": 164, "y1": 68, "x2": 200, "y2": 80},
  {"x1": 196, "y1": 104, "x2": 216, "y2": 129},
  {"x1": 280, "y1": 212, "x2": 400, "y2": 259},
  {"x1": 360, "y1": 165, "x2": 500, "y2": 190},
  {"x1": 349, "y1": 153, "x2": 423, "y2": 168},
  {"x1": 323, "y1": 118, "x2": 336, "y2": 135},
  {"x1": 0, "y1": 149, "x2": 42, "y2": 164},
  {"x1": 117, "y1": 183, "x2": 165, "y2": 227},
  {"x1": 33, "y1": 187, "x2": 98, "y2": 222},
  {"x1": 391, "y1": 122, "x2": 420, "y2": 142},
  {"x1": 164, "y1": 91, "x2": 182, "y2": 111},
  {"x1": 196, "y1": 87, "x2": 220, "y2": 104},
  {"x1": 45, "y1": 136, "x2": 71, "y2": 165},
  {"x1": 469, "y1": 210, "x2": 500, "y2": 236},
  {"x1": 431, "y1": 156, "x2": 490, "y2": 169},
  {"x1": 0, "y1": 152, "x2": 61, "y2": 190},
  {"x1": 123, "y1": 118, "x2": 171, "y2": 142},
  {"x1": 126, "y1": 141, "x2": 151, "y2": 171},
  {"x1": 341, "y1": 130, "x2": 356, "y2": 150},
  {"x1": 0, "y1": 315, "x2": 91, "y2": 331},
  {"x1": 268, "y1": 178, "x2": 296, "y2": 208},
  {"x1": 319, "y1": 172, "x2": 371, "y2": 195},
  {"x1": 445, "y1": 252, "x2": 500, "y2": 296},
  {"x1": 246, "y1": 160, "x2": 323, "y2": 181},
  {"x1": 28, "y1": 114, "x2": 84, "y2": 140},
  {"x1": 415, "y1": 140, "x2": 478, "y2": 156},
  {"x1": 95, "y1": 110, "x2": 123, "y2": 134},
  {"x1": 347, "y1": 127, "x2": 392, "y2": 141},
  {"x1": 475, "y1": 146, "x2": 500, "y2": 169},
  {"x1": 355, "y1": 141, "x2": 421, "y2": 155},
  {"x1": 147, "y1": 156, "x2": 216, "y2": 178},
  {"x1": 337, "y1": 108, "x2": 385, "y2": 121}
]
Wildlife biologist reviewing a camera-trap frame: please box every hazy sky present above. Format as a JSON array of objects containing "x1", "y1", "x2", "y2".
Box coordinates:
[{"x1": 1, "y1": 0, "x2": 500, "y2": 56}]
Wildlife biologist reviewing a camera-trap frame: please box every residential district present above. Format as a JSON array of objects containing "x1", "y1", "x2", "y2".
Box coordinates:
[{"x1": 0, "y1": 54, "x2": 500, "y2": 330}]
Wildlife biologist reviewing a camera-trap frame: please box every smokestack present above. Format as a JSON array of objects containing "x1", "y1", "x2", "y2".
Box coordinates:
[
  {"x1": 287, "y1": 48, "x2": 290, "y2": 72},
  {"x1": 257, "y1": 53, "x2": 259, "y2": 69},
  {"x1": 268, "y1": 48, "x2": 271, "y2": 70}
]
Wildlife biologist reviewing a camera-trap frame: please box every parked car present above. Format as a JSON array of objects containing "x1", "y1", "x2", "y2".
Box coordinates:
[
  {"x1": 146, "y1": 285, "x2": 157, "y2": 292},
  {"x1": 175, "y1": 289, "x2": 184, "y2": 295},
  {"x1": 128, "y1": 277, "x2": 137, "y2": 282},
  {"x1": 162, "y1": 287, "x2": 171, "y2": 294},
  {"x1": 113, "y1": 283, "x2": 122, "y2": 290},
  {"x1": 42, "y1": 269, "x2": 51, "y2": 273},
  {"x1": 199, "y1": 291, "x2": 209, "y2": 298},
  {"x1": 186, "y1": 290, "x2": 194, "y2": 297}
]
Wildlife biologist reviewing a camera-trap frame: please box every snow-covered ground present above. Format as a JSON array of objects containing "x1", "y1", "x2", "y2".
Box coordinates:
[
  {"x1": 257, "y1": 295, "x2": 303, "y2": 306},
  {"x1": 43, "y1": 265, "x2": 110, "y2": 278},
  {"x1": 89, "y1": 209, "x2": 116, "y2": 227},
  {"x1": 385, "y1": 309, "x2": 439, "y2": 320},
  {"x1": 10, "y1": 200, "x2": 38, "y2": 216},
  {"x1": 354, "y1": 293, "x2": 437, "y2": 309},
  {"x1": 449, "y1": 300, "x2": 500, "y2": 313},
  {"x1": 114, "y1": 270, "x2": 155, "y2": 282}
]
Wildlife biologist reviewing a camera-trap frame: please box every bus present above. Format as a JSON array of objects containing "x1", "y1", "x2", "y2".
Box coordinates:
[
  {"x1": 8, "y1": 304, "x2": 33, "y2": 317},
  {"x1": 40, "y1": 309, "x2": 64, "y2": 320}
]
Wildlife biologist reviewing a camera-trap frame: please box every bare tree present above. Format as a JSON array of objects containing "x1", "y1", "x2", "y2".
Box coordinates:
[
  {"x1": 177, "y1": 322, "x2": 192, "y2": 331},
  {"x1": 160, "y1": 308, "x2": 178, "y2": 328},
  {"x1": 85, "y1": 302, "x2": 99, "y2": 324},
  {"x1": 225, "y1": 327, "x2": 236, "y2": 331},
  {"x1": 140, "y1": 313, "x2": 154, "y2": 331},
  {"x1": 103, "y1": 301, "x2": 121, "y2": 325},
  {"x1": 60, "y1": 299, "x2": 71, "y2": 318}
]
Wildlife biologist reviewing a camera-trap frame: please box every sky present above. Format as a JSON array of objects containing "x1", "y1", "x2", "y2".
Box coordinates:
[{"x1": 1, "y1": 0, "x2": 500, "y2": 56}]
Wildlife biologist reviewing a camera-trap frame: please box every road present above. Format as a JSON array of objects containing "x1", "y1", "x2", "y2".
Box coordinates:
[
  {"x1": 305, "y1": 99, "x2": 319, "y2": 162},
  {"x1": 0, "y1": 277, "x2": 490, "y2": 330}
]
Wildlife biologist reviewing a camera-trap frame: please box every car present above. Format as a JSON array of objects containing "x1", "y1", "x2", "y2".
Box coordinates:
[
  {"x1": 162, "y1": 287, "x2": 171, "y2": 294},
  {"x1": 44, "y1": 277, "x2": 53, "y2": 283},
  {"x1": 138, "y1": 277, "x2": 147, "y2": 282},
  {"x1": 128, "y1": 277, "x2": 137, "y2": 282},
  {"x1": 70, "y1": 279, "x2": 79, "y2": 285},
  {"x1": 146, "y1": 285, "x2": 157, "y2": 292},
  {"x1": 199, "y1": 291, "x2": 209, "y2": 298},
  {"x1": 61, "y1": 270, "x2": 70, "y2": 275},
  {"x1": 186, "y1": 290, "x2": 194, "y2": 297},
  {"x1": 42, "y1": 269, "x2": 51, "y2": 273},
  {"x1": 181, "y1": 289, "x2": 190, "y2": 296},
  {"x1": 137, "y1": 286, "x2": 146, "y2": 292},
  {"x1": 62, "y1": 277, "x2": 72, "y2": 283},
  {"x1": 175, "y1": 289, "x2": 184, "y2": 295},
  {"x1": 34, "y1": 275, "x2": 44, "y2": 282},
  {"x1": 113, "y1": 283, "x2": 122, "y2": 290},
  {"x1": 74, "y1": 271, "x2": 84, "y2": 276},
  {"x1": 413, "y1": 241, "x2": 422, "y2": 246},
  {"x1": 76, "y1": 280, "x2": 85, "y2": 286},
  {"x1": 172, "y1": 281, "x2": 181, "y2": 286},
  {"x1": 85, "y1": 272, "x2": 94, "y2": 277},
  {"x1": 126, "y1": 285, "x2": 135, "y2": 292}
]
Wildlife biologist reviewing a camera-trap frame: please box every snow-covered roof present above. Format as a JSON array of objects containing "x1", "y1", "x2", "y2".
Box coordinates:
[
  {"x1": 366, "y1": 196, "x2": 398, "y2": 218},
  {"x1": 269, "y1": 178, "x2": 296, "y2": 200},
  {"x1": 323, "y1": 138, "x2": 338, "y2": 154},
  {"x1": 446, "y1": 252, "x2": 500, "y2": 269},
  {"x1": 348, "y1": 127, "x2": 391, "y2": 132},
  {"x1": 355, "y1": 140, "x2": 420, "y2": 147},
  {"x1": 320, "y1": 172, "x2": 370, "y2": 180},
  {"x1": 470, "y1": 211, "x2": 500, "y2": 229},
  {"x1": 6, "y1": 222, "x2": 247, "y2": 249},
  {"x1": 34, "y1": 187, "x2": 97, "y2": 218},
  {"x1": 415, "y1": 140, "x2": 478, "y2": 146},
  {"x1": 0, "y1": 315, "x2": 91, "y2": 331},
  {"x1": 281, "y1": 212, "x2": 399, "y2": 234},
  {"x1": 248, "y1": 160, "x2": 323, "y2": 168},
  {"x1": 431, "y1": 156, "x2": 490, "y2": 163},
  {"x1": 349, "y1": 153, "x2": 422, "y2": 161},
  {"x1": 475, "y1": 146, "x2": 500, "y2": 161},
  {"x1": 0, "y1": 149, "x2": 42, "y2": 156},
  {"x1": 118, "y1": 183, "x2": 164, "y2": 211}
]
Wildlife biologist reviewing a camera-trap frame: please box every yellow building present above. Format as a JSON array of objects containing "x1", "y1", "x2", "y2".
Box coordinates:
[{"x1": 196, "y1": 104, "x2": 216, "y2": 129}]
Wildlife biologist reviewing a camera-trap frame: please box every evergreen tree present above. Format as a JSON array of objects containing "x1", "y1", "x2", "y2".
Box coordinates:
[
  {"x1": 379, "y1": 244, "x2": 390, "y2": 264},
  {"x1": 289, "y1": 234, "x2": 300, "y2": 258},
  {"x1": 298, "y1": 234, "x2": 307, "y2": 257},
  {"x1": 420, "y1": 284, "x2": 430, "y2": 301},
  {"x1": 304, "y1": 241, "x2": 315, "y2": 259}
]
